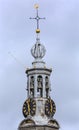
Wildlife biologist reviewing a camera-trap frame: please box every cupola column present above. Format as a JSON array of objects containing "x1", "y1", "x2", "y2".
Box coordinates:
[
  {"x1": 43, "y1": 75, "x2": 46, "y2": 98},
  {"x1": 27, "y1": 76, "x2": 29, "y2": 98},
  {"x1": 34, "y1": 75, "x2": 37, "y2": 97},
  {"x1": 49, "y1": 77, "x2": 51, "y2": 95},
  {"x1": 47, "y1": 76, "x2": 50, "y2": 97},
  {"x1": 28, "y1": 75, "x2": 31, "y2": 97}
]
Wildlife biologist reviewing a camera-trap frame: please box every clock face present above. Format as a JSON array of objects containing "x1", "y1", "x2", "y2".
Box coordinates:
[
  {"x1": 22, "y1": 99, "x2": 30, "y2": 117},
  {"x1": 30, "y1": 99, "x2": 36, "y2": 116},
  {"x1": 22, "y1": 98, "x2": 36, "y2": 117},
  {"x1": 45, "y1": 98, "x2": 56, "y2": 117}
]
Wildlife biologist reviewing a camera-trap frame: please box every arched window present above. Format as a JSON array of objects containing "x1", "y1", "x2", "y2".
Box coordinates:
[
  {"x1": 45, "y1": 76, "x2": 49, "y2": 97},
  {"x1": 45, "y1": 76, "x2": 49, "y2": 87},
  {"x1": 37, "y1": 75, "x2": 43, "y2": 97},
  {"x1": 30, "y1": 76, "x2": 34, "y2": 97}
]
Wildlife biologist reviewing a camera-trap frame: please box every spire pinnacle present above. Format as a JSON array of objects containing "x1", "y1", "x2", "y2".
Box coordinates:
[
  {"x1": 30, "y1": 4, "x2": 45, "y2": 34},
  {"x1": 30, "y1": 4, "x2": 46, "y2": 60}
]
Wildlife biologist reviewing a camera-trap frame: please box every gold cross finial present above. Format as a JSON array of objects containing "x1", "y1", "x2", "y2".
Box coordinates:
[{"x1": 30, "y1": 4, "x2": 45, "y2": 33}]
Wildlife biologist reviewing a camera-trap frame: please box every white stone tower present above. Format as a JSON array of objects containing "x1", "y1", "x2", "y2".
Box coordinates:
[{"x1": 18, "y1": 4, "x2": 60, "y2": 130}]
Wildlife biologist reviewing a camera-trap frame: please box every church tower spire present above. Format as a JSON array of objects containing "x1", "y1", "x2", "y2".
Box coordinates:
[{"x1": 18, "y1": 4, "x2": 60, "y2": 130}]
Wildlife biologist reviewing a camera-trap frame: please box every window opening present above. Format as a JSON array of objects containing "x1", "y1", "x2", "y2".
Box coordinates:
[{"x1": 37, "y1": 75, "x2": 43, "y2": 97}]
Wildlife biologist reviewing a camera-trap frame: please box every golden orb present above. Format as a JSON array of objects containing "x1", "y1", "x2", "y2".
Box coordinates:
[
  {"x1": 34, "y1": 4, "x2": 39, "y2": 9},
  {"x1": 36, "y1": 29, "x2": 40, "y2": 33}
]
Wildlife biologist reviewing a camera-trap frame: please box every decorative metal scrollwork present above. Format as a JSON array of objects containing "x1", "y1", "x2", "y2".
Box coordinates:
[{"x1": 31, "y1": 43, "x2": 46, "y2": 59}]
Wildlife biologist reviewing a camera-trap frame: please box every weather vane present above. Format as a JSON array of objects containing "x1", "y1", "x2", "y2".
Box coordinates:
[{"x1": 30, "y1": 4, "x2": 45, "y2": 33}]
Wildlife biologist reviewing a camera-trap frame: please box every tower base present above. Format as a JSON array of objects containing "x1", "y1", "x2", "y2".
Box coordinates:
[
  {"x1": 18, "y1": 125, "x2": 59, "y2": 130},
  {"x1": 18, "y1": 118, "x2": 60, "y2": 130}
]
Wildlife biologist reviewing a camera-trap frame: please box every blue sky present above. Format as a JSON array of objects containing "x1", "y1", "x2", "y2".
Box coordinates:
[{"x1": 0, "y1": 0, "x2": 79, "y2": 130}]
